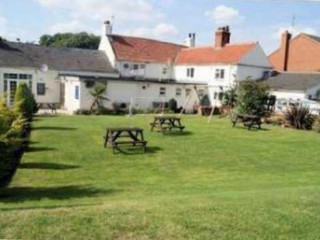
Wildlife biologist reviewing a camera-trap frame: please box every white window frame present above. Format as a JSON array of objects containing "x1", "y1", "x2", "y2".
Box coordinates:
[
  {"x1": 159, "y1": 87, "x2": 166, "y2": 96},
  {"x1": 176, "y1": 88, "x2": 182, "y2": 97},
  {"x1": 215, "y1": 69, "x2": 225, "y2": 80}
]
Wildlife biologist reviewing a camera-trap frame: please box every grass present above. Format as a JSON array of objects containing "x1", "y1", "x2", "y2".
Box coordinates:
[{"x1": 1, "y1": 114, "x2": 320, "y2": 239}]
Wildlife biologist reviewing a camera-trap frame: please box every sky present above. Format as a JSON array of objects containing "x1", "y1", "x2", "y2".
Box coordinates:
[{"x1": 0, "y1": 0, "x2": 320, "y2": 54}]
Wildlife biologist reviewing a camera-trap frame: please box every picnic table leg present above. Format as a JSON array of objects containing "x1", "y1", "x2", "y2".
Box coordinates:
[
  {"x1": 177, "y1": 119, "x2": 183, "y2": 132},
  {"x1": 140, "y1": 131, "x2": 146, "y2": 152},
  {"x1": 232, "y1": 117, "x2": 238, "y2": 128},
  {"x1": 150, "y1": 119, "x2": 157, "y2": 131},
  {"x1": 104, "y1": 130, "x2": 110, "y2": 148},
  {"x1": 160, "y1": 119, "x2": 166, "y2": 134}
]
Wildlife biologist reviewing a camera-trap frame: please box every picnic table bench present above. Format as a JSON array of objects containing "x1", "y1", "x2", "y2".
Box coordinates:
[
  {"x1": 232, "y1": 113, "x2": 262, "y2": 130},
  {"x1": 150, "y1": 116, "x2": 185, "y2": 133},
  {"x1": 37, "y1": 103, "x2": 59, "y2": 114},
  {"x1": 104, "y1": 127, "x2": 147, "y2": 153}
]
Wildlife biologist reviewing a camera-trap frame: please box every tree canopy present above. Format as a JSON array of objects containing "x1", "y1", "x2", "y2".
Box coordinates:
[{"x1": 39, "y1": 32, "x2": 101, "y2": 49}]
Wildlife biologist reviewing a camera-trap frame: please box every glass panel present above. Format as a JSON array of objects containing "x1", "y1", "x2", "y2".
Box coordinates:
[{"x1": 9, "y1": 81, "x2": 17, "y2": 106}]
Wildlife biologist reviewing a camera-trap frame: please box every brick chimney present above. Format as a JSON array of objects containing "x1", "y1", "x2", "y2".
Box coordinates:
[
  {"x1": 215, "y1": 26, "x2": 231, "y2": 48},
  {"x1": 280, "y1": 30, "x2": 292, "y2": 71}
]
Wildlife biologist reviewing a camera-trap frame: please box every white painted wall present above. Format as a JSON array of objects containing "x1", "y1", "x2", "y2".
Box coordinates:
[
  {"x1": 239, "y1": 44, "x2": 272, "y2": 68},
  {"x1": 68, "y1": 79, "x2": 204, "y2": 113},
  {"x1": 0, "y1": 67, "x2": 61, "y2": 104},
  {"x1": 270, "y1": 90, "x2": 306, "y2": 101},
  {"x1": 115, "y1": 61, "x2": 172, "y2": 80}
]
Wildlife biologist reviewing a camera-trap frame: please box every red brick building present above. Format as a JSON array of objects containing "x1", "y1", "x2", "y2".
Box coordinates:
[{"x1": 269, "y1": 32, "x2": 320, "y2": 72}]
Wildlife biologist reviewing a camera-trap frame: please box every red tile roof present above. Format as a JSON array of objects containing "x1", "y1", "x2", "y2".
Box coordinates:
[
  {"x1": 174, "y1": 42, "x2": 257, "y2": 65},
  {"x1": 109, "y1": 35, "x2": 186, "y2": 63}
]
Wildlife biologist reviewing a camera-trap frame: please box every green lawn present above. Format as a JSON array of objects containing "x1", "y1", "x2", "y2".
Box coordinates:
[{"x1": 1, "y1": 115, "x2": 320, "y2": 239}]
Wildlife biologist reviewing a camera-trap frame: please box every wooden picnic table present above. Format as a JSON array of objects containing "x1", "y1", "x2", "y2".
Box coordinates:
[
  {"x1": 232, "y1": 113, "x2": 262, "y2": 130},
  {"x1": 37, "y1": 103, "x2": 59, "y2": 114},
  {"x1": 104, "y1": 127, "x2": 147, "y2": 153},
  {"x1": 150, "y1": 116, "x2": 185, "y2": 133}
]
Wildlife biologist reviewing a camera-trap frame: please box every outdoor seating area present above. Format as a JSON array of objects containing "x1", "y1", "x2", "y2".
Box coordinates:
[
  {"x1": 3, "y1": 114, "x2": 320, "y2": 239},
  {"x1": 104, "y1": 127, "x2": 147, "y2": 153},
  {"x1": 232, "y1": 113, "x2": 262, "y2": 130},
  {"x1": 150, "y1": 116, "x2": 185, "y2": 134}
]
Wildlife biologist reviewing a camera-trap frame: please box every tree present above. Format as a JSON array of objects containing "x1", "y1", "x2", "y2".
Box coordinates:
[
  {"x1": 237, "y1": 79, "x2": 269, "y2": 116},
  {"x1": 89, "y1": 83, "x2": 109, "y2": 112},
  {"x1": 223, "y1": 87, "x2": 238, "y2": 108},
  {"x1": 39, "y1": 32, "x2": 101, "y2": 49}
]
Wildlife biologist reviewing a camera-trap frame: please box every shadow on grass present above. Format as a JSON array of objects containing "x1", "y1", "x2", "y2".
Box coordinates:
[
  {"x1": 26, "y1": 147, "x2": 56, "y2": 153},
  {"x1": 19, "y1": 162, "x2": 79, "y2": 170},
  {"x1": 0, "y1": 186, "x2": 115, "y2": 203},
  {"x1": 114, "y1": 146, "x2": 163, "y2": 155},
  {"x1": 162, "y1": 131, "x2": 193, "y2": 137},
  {"x1": 233, "y1": 126, "x2": 270, "y2": 131},
  {"x1": 32, "y1": 126, "x2": 77, "y2": 131}
]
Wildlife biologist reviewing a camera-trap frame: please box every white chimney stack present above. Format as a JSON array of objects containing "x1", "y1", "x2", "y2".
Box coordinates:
[
  {"x1": 185, "y1": 33, "x2": 196, "y2": 47},
  {"x1": 103, "y1": 20, "x2": 113, "y2": 36}
]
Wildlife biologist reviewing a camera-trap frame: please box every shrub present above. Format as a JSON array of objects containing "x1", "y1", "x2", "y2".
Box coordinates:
[
  {"x1": 14, "y1": 83, "x2": 36, "y2": 119},
  {"x1": 264, "y1": 114, "x2": 285, "y2": 126},
  {"x1": 237, "y1": 80, "x2": 269, "y2": 116},
  {"x1": 284, "y1": 106, "x2": 315, "y2": 130},
  {"x1": 0, "y1": 136, "x2": 23, "y2": 188}
]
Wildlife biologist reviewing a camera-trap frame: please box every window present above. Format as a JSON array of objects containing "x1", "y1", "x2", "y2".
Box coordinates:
[
  {"x1": 176, "y1": 88, "x2": 182, "y2": 97},
  {"x1": 140, "y1": 64, "x2": 146, "y2": 69},
  {"x1": 186, "y1": 68, "x2": 195, "y2": 78},
  {"x1": 133, "y1": 64, "x2": 139, "y2": 70},
  {"x1": 19, "y1": 74, "x2": 32, "y2": 80},
  {"x1": 159, "y1": 87, "x2": 166, "y2": 96},
  {"x1": 4, "y1": 80, "x2": 7, "y2": 92},
  {"x1": 75, "y1": 85, "x2": 79, "y2": 100},
  {"x1": 123, "y1": 63, "x2": 129, "y2": 69},
  {"x1": 4, "y1": 73, "x2": 18, "y2": 79},
  {"x1": 162, "y1": 68, "x2": 167, "y2": 75},
  {"x1": 37, "y1": 83, "x2": 46, "y2": 95},
  {"x1": 198, "y1": 89, "x2": 204, "y2": 98},
  {"x1": 215, "y1": 69, "x2": 225, "y2": 79}
]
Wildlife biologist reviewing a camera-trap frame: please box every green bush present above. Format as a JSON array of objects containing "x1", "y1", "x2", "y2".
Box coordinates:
[
  {"x1": 237, "y1": 80, "x2": 269, "y2": 116},
  {"x1": 14, "y1": 83, "x2": 36, "y2": 119},
  {"x1": 0, "y1": 100, "x2": 30, "y2": 188},
  {"x1": 223, "y1": 87, "x2": 238, "y2": 108},
  {"x1": 0, "y1": 136, "x2": 23, "y2": 188},
  {"x1": 284, "y1": 106, "x2": 315, "y2": 130}
]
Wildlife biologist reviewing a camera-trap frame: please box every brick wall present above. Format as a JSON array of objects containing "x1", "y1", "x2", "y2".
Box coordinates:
[{"x1": 269, "y1": 34, "x2": 320, "y2": 72}]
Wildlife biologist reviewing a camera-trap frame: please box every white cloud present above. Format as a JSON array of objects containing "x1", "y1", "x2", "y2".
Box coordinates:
[
  {"x1": 205, "y1": 5, "x2": 245, "y2": 25},
  {"x1": 49, "y1": 20, "x2": 89, "y2": 34},
  {"x1": 123, "y1": 23, "x2": 179, "y2": 41}
]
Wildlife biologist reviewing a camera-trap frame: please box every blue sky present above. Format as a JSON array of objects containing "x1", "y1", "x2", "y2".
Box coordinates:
[{"x1": 0, "y1": 0, "x2": 319, "y2": 54}]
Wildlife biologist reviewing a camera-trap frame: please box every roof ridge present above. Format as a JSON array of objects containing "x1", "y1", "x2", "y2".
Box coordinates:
[
  {"x1": 7, "y1": 41, "x2": 103, "y2": 52},
  {"x1": 180, "y1": 41, "x2": 257, "y2": 52},
  {"x1": 109, "y1": 34, "x2": 186, "y2": 48}
]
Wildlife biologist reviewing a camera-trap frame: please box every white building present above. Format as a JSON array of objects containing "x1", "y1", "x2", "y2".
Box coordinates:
[{"x1": 0, "y1": 22, "x2": 272, "y2": 114}]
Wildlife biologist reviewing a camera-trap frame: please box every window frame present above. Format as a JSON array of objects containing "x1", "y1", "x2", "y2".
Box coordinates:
[
  {"x1": 37, "y1": 83, "x2": 46, "y2": 96},
  {"x1": 159, "y1": 87, "x2": 166, "y2": 96}
]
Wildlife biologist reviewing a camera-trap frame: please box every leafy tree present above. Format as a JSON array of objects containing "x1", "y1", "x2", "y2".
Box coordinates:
[
  {"x1": 14, "y1": 83, "x2": 36, "y2": 119},
  {"x1": 168, "y1": 99, "x2": 178, "y2": 112},
  {"x1": 223, "y1": 87, "x2": 238, "y2": 108},
  {"x1": 39, "y1": 32, "x2": 101, "y2": 49},
  {"x1": 237, "y1": 79, "x2": 269, "y2": 116},
  {"x1": 89, "y1": 83, "x2": 109, "y2": 112}
]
